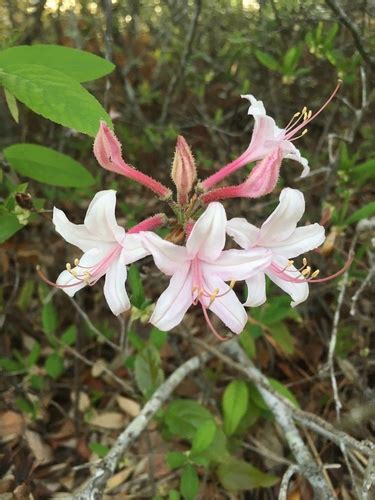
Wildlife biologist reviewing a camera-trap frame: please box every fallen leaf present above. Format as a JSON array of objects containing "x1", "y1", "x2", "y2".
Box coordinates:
[
  {"x1": 90, "y1": 412, "x2": 126, "y2": 430},
  {"x1": 105, "y1": 466, "x2": 134, "y2": 492},
  {"x1": 25, "y1": 430, "x2": 53, "y2": 465},
  {"x1": 0, "y1": 411, "x2": 25, "y2": 439},
  {"x1": 116, "y1": 396, "x2": 140, "y2": 417}
]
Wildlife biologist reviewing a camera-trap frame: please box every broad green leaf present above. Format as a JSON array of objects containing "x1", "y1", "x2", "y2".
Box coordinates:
[
  {"x1": 0, "y1": 65, "x2": 112, "y2": 136},
  {"x1": 0, "y1": 214, "x2": 22, "y2": 243},
  {"x1": 150, "y1": 327, "x2": 168, "y2": 350},
  {"x1": 4, "y1": 144, "x2": 95, "y2": 187},
  {"x1": 180, "y1": 464, "x2": 199, "y2": 500},
  {"x1": 268, "y1": 378, "x2": 300, "y2": 408},
  {"x1": 255, "y1": 50, "x2": 280, "y2": 71},
  {"x1": 45, "y1": 353, "x2": 64, "y2": 379},
  {"x1": 164, "y1": 400, "x2": 214, "y2": 441},
  {"x1": 166, "y1": 451, "x2": 188, "y2": 469},
  {"x1": 0, "y1": 45, "x2": 114, "y2": 83},
  {"x1": 199, "y1": 428, "x2": 231, "y2": 465},
  {"x1": 191, "y1": 420, "x2": 217, "y2": 455},
  {"x1": 168, "y1": 490, "x2": 180, "y2": 500},
  {"x1": 346, "y1": 202, "x2": 375, "y2": 225},
  {"x1": 222, "y1": 380, "x2": 248, "y2": 436},
  {"x1": 25, "y1": 342, "x2": 41, "y2": 368},
  {"x1": 267, "y1": 322, "x2": 295, "y2": 354},
  {"x1": 134, "y1": 345, "x2": 164, "y2": 398},
  {"x1": 4, "y1": 88, "x2": 19, "y2": 123},
  {"x1": 217, "y1": 459, "x2": 278, "y2": 491}
]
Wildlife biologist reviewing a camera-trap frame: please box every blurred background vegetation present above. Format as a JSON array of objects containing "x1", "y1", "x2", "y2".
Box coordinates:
[{"x1": 0, "y1": 0, "x2": 374, "y2": 498}]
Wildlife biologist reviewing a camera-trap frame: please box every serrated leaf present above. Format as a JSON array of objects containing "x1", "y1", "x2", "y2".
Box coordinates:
[
  {"x1": 45, "y1": 353, "x2": 64, "y2": 379},
  {"x1": 268, "y1": 378, "x2": 300, "y2": 408},
  {"x1": 346, "y1": 202, "x2": 375, "y2": 225},
  {"x1": 191, "y1": 419, "x2": 217, "y2": 455},
  {"x1": 222, "y1": 380, "x2": 248, "y2": 436},
  {"x1": 0, "y1": 214, "x2": 23, "y2": 243},
  {"x1": 0, "y1": 44, "x2": 115, "y2": 83},
  {"x1": 217, "y1": 459, "x2": 278, "y2": 491},
  {"x1": 4, "y1": 144, "x2": 95, "y2": 187},
  {"x1": 4, "y1": 88, "x2": 19, "y2": 122},
  {"x1": 255, "y1": 50, "x2": 280, "y2": 71},
  {"x1": 164, "y1": 400, "x2": 214, "y2": 441},
  {"x1": 134, "y1": 345, "x2": 164, "y2": 398},
  {"x1": 0, "y1": 65, "x2": 112, "y2": 136},
  {"x1": 180, "y1": 464, "x2": 199, "y2": 500}
]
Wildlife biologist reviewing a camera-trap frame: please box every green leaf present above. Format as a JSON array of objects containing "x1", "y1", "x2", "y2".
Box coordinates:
[
  {"x1": 0, "y1": 214, "x2": 22, "y2": 243},
  {"x1": 222, "y1": 380, "x2": 249, "y2": 436},
  {"x1": 346, "y1": 202, "x2": 375, "y2": 225},
  {"x1": 168, "y1": 490, "x2": 180, "y2": 500},
  {"x1": 4, "y1": 144, "x2": 95, "y2": 187},
  {"x1": 0, "y1": 65, "x2": 112, "y2": 136},
  {"x1": 128, "y1": 264, "x2": 145, "y2": 309},
  {"x1": 164, "y1": 399, "x2": 214, "y2": 441},
  {"x1": 166, "y1": 451, "x2": 188, "y2": 469},
  {"x1": 198, "y1": 428, "x2": 231, "y2": 465},
  {"x1": 25, "y1": 342, "x2": 41, "y2": 368},
  {"x1": 45, "y1": 353, "x2": 64, "y2": 379},
  {"x1": 42, "y1": 301, "x2": 58, "y2": 335},
  {"x1": 217, "y1": 459, "x2": 278, "y2": 491},
  {"x1": 255, "y1": 50, "x2": 280, "y2": 71},
  {"x1": 180, "y1": 464, "x2": 199, "y2": 500},
  {"x1": 150, "y1": 327, "x2": 168, "y2": 350},
  {"x1": 61, "y1": 325, "x2": 77, "y2": 346},
  {"x1": 89, "y1": 442, "x2": 110, "y2": 458},
  {"x1": 0, "y1": 44, "x2": 115, "y2": 83},
  {"x1": 352, "y1": 159, "x2": 375, "y2": 185},
  {"x1": 283, "y1": 46, "x2": 301, "y2": 73},
  {"x1": 134, "y1": 345, "x2": 164, "y2": 398},
  {"x1": 267, "y1": 322, "x2": 295, "y2": 354},
  {"x1": 191, "y1": 420, "x2": 217, "y2": 455},
  {"x1": 268, "y1": 378, "x2": 300, "y2": 408},
  {"x1": 0, "y1": 358, "x2": 24, "y2": 372},
  {"x1": 4, "y1": 88, "x2": 19, "y2": 123}
]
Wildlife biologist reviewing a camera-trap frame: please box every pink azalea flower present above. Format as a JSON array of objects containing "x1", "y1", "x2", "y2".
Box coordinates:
[
  {"x1": 48, "y1": 190, "x2": 149, "y2": 316},
  {"x1": 201, "y1": 84, "x2": 340, "y2": 191},
  {"x1": 226, "y1": 188, "x2": 325, "y2": 307},
  {"x1": 141, "y1": 202, "x2": 272, "y2": 338}
]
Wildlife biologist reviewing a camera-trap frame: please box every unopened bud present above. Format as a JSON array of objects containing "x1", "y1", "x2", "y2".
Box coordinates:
[
  {"x1": 93, "y1": 121, "x2": 127, "y2": 175},
  {"x1": 171, "y1": 136, "x2": 196, "y2": 205}
]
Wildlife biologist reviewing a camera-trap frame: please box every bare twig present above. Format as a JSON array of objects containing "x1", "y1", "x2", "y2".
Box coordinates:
[
  {"x1": 76, "y1": 350, "x2": 210, "y2": 499},
  {"x1": 278, "y1": 464, "x2": 298, "y2": 500},
  {"x1": 350, "y1": 250, "x2": 375, "y2": 316},
  {"x1": 159, "y1": 0, "x2": 202, "y2": 124},
  {"x1": 325, "y1": 0, "x2": 375, "y2": 69}
]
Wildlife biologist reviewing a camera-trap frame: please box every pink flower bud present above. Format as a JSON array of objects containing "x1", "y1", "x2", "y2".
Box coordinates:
[
  {"x1": 93, "y1": 121, "x2": 129, "y2": 175},
  {"x1": 128, "y1": 213, "x2": 168, "y2": 234},
  {"x1": 171, "y1": 136, "x2": 196, "y2": 204},
  {"x1": 94, "y1": 121, "x2": 172, "y2": 199},
  {"x1": 201, "y1": 148, "x2": 282, "y2": 203}
]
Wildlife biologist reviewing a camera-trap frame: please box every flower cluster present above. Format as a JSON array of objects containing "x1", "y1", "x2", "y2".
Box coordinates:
[{"x1": 41, "y1": 86, "x2": 346, "y2": 340}]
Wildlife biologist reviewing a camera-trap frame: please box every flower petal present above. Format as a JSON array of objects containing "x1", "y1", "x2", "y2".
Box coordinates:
[
  {"x1": 141, "y1": 232, "x2": 188, "y2": 275},
  {"x1": 53, "y1": 208, "x2": 110, "y2": 253},
  {"x1": 203, "y1": 274, "x2": 247, "y2": 334},
  {"x1": 244, "y1": 272, "x2": 267, "y2": 307},
  {"x1": 186, "y1": 202, "x2": 226, "y2": 261},
  {"x1": 226, "y1": 217, "x2": 260, "y2": 249},
  {"x1": 56, "y1": 248, "x2": 102, "y2": 296},
  {"x1": 282, "y1": 140, "x2": 310, "y2": 177},
  {"x1": 258, "y1": 188, "x2": 305, "y2": 245},
  {"x1": 150, "y1": 265, "x2": 193, "y2": 331},
  {"x1": 267, "y1": 261, "x2": 309, "y2": 307},
  {"x1": 103, "y1": 249, "x2": 130, "y2": 315},
  {"x1": 122, "y1": 233, "x2": 149, "y2": 264},
  {"x1": 241, "y1": 94, "x2": 267, "y2": 116},
  {"x1": 84, "y1": 190, "x2": 125, "y2": 244},
  {"x1": 203, "y1": 248, "x2": 271, "y2": 281},
  {"x1": 272, "y1": 223, "x2": 325, "y2": 258}
]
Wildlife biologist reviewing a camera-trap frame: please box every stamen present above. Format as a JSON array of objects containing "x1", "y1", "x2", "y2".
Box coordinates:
[
  {"x1": 311, "y1": 269, "x2": 320, "y2": 278},
  {"x1": 282, "y1": 259, "x2": 294, "y2": 271},
  {"x1": 66, "y1": 262, "x2": 71, "y2": 271},
  {"x1": 290, "y1": 128, "x2": 308, "y2": 141},
  {"x1": 74, "y1": 258, "x2": 80, "y2": 266},
  {"x1": 201, "y1": 304, "x2": 231, "y2": 342},
  {"x1": 302, "y1": 266, "x2": 311, "y2": 277}
]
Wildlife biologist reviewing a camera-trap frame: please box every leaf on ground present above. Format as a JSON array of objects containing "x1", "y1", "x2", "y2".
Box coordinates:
[
  {"x1": 89, "y1": 412, "x2": 126, "y2": 429},
  {"x1": 116, "y1": 395, "x2": 141, "y2": 417},
  {"x1": 0, "y1": 411, "x2": 25, "y2": 439}
]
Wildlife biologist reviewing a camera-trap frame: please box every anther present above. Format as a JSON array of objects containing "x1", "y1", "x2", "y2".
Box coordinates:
[
  {"x1": 311, "y1": 269, "x2": 320, "y2": 279},
  {"x1": 66, "y1": 262, "x2": 71, "y2": 271},
  {"x1": 303, "y1": 257, "x2": 307, "y2": 267},
  {"x1": 74, "y1": 258, "x2": 79, "y2": 266},
  {"x1": 229, "y1": 279, "x2": 236, "y2": 289},
  {"x1": 302, "y1": 266, "x2": 311, "y2": 277}
]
